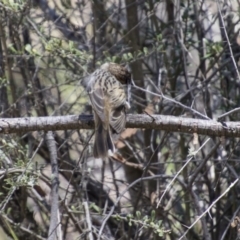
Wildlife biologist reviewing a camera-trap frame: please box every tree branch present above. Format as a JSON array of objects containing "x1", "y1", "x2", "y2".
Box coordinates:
[
  {"x1": 46, "y1": 131, "x2": 61, "y2": 240},
  {"x1": 0, "y1": 114, "x2": 240, "y2": 137}
]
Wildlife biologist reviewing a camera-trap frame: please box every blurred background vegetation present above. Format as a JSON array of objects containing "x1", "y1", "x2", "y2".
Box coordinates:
[{"x1": 1, "y1": 0, "x2": 240, "y2": 239}]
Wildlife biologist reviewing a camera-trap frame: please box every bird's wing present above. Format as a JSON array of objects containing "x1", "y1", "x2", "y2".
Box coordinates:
[
  {"x1": 88, "y1": 87, "x2": 106, "y2": 123},
  {"x1": 110, "y1": 105, "x2": 126, "y2": 134}
]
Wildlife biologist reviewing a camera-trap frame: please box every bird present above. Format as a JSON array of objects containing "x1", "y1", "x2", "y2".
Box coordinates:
[{"x1": 83, "y1": 63, "x2": 131, "y2": 159}]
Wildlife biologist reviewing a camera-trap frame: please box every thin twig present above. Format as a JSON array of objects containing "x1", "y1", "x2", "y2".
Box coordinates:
[
  {"x1": 218, "y1": 107, "x2": 240, "y2": 120},
  {"x1": 179, "y1": 178, "x2": 239, "y2": 240},
  {"x1": 0, "y1": 213, "x2": 46, "y2": 240},
  {"x1": 83, "y1": 201, "x2": 94, "y2": 240},
  {"x1": 97, "y1": 174, "x2": 186, "y2": 240},
  {"x1": 156, "y1": 138, "x2": 211, "y2": 208},
  {"x1": 217, "y1": 0, "x2": 240, "y2": 82},
  {"x1": 132, "y1": 83, "x2": 210, "y2": 120}
]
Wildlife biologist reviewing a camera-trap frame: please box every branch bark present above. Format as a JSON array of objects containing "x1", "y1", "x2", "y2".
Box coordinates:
[
  {"x1": 46, "y1": 131, "x2": 61, "y2": 240},
  {"x1": 0, "y1": 114, "x2": 240, "y2": 137}
]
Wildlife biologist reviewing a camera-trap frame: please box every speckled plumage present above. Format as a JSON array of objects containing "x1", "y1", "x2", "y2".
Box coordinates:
[{"x1": 84, "y1": 63, "x2": 131, "y2": 158}]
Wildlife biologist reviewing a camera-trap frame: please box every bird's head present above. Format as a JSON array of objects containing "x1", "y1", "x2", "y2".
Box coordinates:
[{"x1": 100, "y1": 62, "x2": 132, "y2": 85}]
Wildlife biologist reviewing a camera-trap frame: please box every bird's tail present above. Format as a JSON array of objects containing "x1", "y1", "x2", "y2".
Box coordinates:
[{"x1": 93, "y1": 121, "x2": 115, "y2": 159}]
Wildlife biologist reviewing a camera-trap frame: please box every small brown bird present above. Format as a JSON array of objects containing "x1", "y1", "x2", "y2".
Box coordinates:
[{"x1": 83, "y1": 63, "x2": 131, "y2": 158}]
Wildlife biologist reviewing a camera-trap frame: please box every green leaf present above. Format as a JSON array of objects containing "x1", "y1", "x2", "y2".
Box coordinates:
[
  {"x1": 136, "y1": 211, "x2": 141, "y2": 218},
  {"x1": 127, "y1": 52, "x2": 133, "y2": 59},
  {"x1": 143, "y1": 47, "x2": 148, "y2": 55},
  {"x1": 69, "y1": 41, "x2": 74, "y2": 50},
  {"x1": 25, "y1": 44, "x2": 32, "y2": 53},
  {"x1": 151, "y1": 210, "x2": 156, "y2": 221}
]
